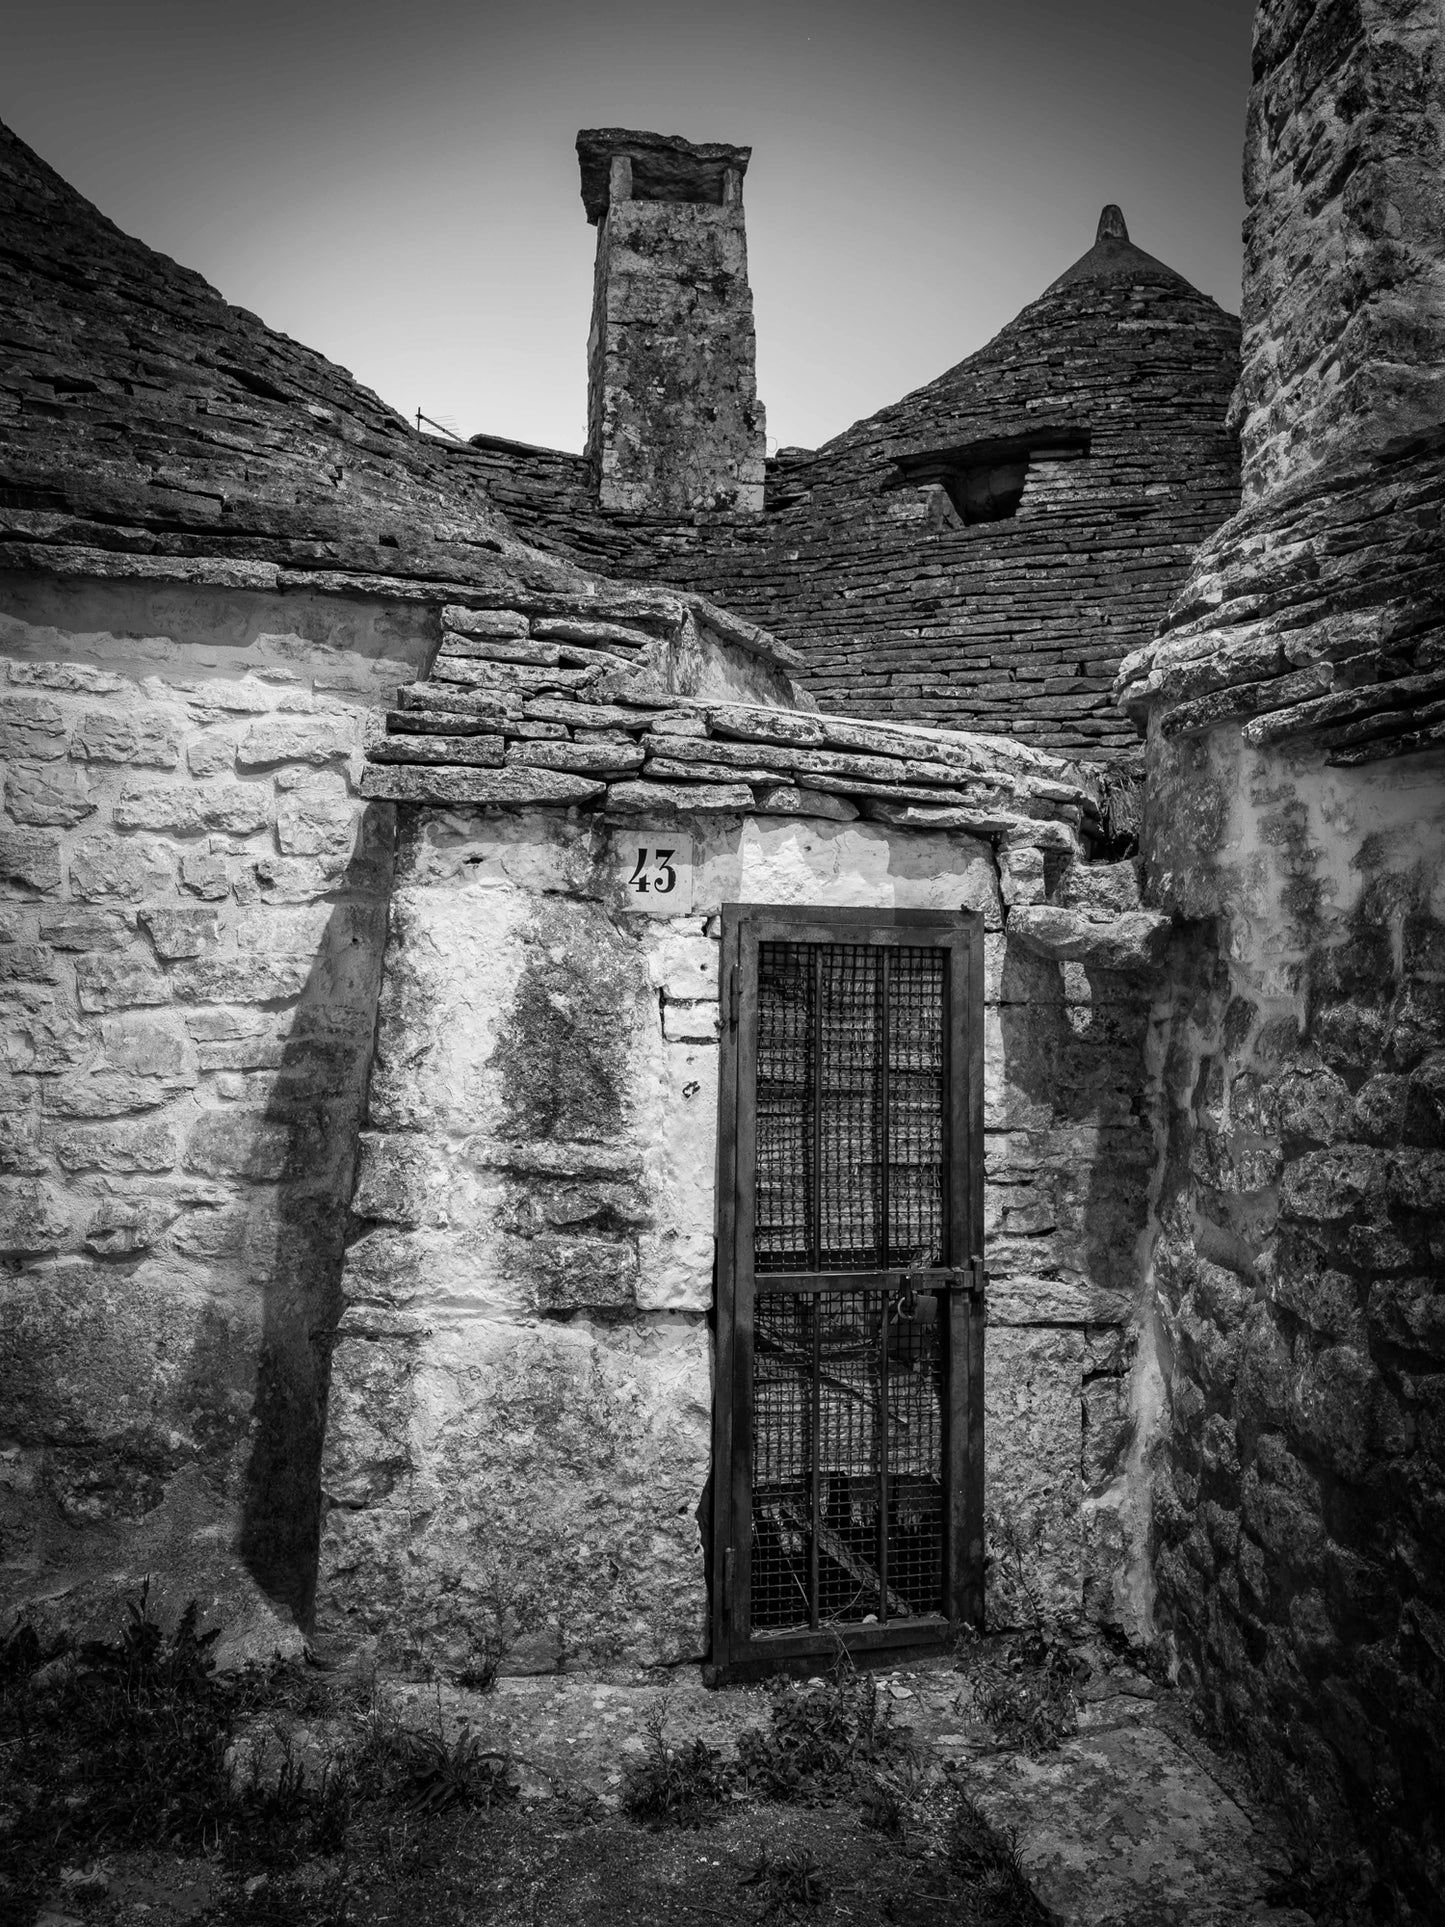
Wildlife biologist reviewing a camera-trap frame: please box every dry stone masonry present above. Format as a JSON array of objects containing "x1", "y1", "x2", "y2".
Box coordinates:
[
  {"x1": 579, "y1": 130, "x2": 766, "y2": 514},
  {"x1": 1, "y1": 0, "x2": 1442, "y2": 1895},
  {"x1": 322, "y1": 577, "x2": 1173, "y2": 1669},
  {"x1": 1116, "y1": 0, "x2": 1445, "y2": 1900}
]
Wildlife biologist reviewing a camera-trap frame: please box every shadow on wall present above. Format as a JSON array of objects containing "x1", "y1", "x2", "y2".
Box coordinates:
[
  {"x1": 236, "y1": 808, "x2": 394, "y2": 1626},
  {"x1": 991, "y1": 939, "x2": 1160, "y2": 1628}
]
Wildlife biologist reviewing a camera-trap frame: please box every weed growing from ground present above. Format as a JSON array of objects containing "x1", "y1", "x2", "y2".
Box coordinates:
[
  {"x1": 957, "y1": 1623, "x2": 1081, "y2": 1755},
  {"x1": 1, "y1": 1582, "x2": 238, "y2": 1913},
  {"x1": 742, "y1": 1843, "x2": 829, "y2": 1912},
  {"x1": 621, "y1": 1698, "x2": 732, "y2": 1827},
  {"x1": 733, "y1": 1650, "x2": 917, "y2": 1803}
]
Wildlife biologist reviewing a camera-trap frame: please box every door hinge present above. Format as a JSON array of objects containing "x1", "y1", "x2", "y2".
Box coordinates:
[{"x1": 723, "y1": 1545, "x2": 736, "y2": 1606}]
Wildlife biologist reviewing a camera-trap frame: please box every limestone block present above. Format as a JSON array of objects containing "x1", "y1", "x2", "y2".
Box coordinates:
[
  {"x1": 44, "y1": 1074, "x2": 175, "y2": 1119},
  {"x1": 70, "y1": 709, "x2": 180, "y2": 767},
  {"x1": 987, "y1": 1276, "x2": 1134, "y2": 1326},
  {"x1": 442, "y1": 607, "x2": 529, "y2": 638},
  {"x1": 1082, "y1": 1373, "x2": 1133, "y2": 1489},
  {"x1": 662, "y1": 999, "x2": 719, "y2": 1042},
  {"x1": 0, "y1": 1180, "x2": 71, "y2": 1252},
  {"x1": 275, "y1": 773, "x2": 358, "y2": 858},
  {"x1": 0, "y1": 830, "x2": 63, "y2": 895},
  {"x1": 984, "y1": 1006, "x2": 1145, "y2": 1132},
  {"x1": 642, "y1": 924, "x2": 720, "y2": 1001},
  {"x1": 83, "y1": 1195, "x2": 183, "y2": 1256},
  {"x1": 2, "y1": 1003, "x2": 91, "y2": 1074},
  {"x1": 1007, "y1": 906, "x2": 1171, "y2": 973},
  {"x1": 186, "y1": 730, "x2": 239, "y2": 778},
  {"x1": 1000, "y1": 845, "x2": 1045, "y2": 907},
  {"x1": 112, "y1": 780, "x2": 271, "y2": 837},
  {"x1": 40, "y1": 908, "x2": 133, "y2": 951},
  {"x1": 74, "y1": 956, "x2": 171, "y2": 1013},
  {"x1": 985, "y1": 1326, "x2": 1084, "y2": 1626},
  {"x1": 50, "y1": 1120, "x2": 180, "y2": 1174},
  {"x1": 361, "y1": 765, "x2": 604, "y2": 807},
  {"x1": 0, "y1": 1112, "x2": 45, "y2": 1174},
  {"x1": 168, "y1": 956, "x2": 311, "y2": 1005},
  {"x1": 0, "y1": 693, "x2": 67, "y2": 760},
  {"x1": 0, "y1": 943, "x2": 58, "y2": 983},
  {"x1": 237, "y1": 716, "x2": 355, "y2": 768},
  {"x1": 751, "y1": 785, "x2": 859, "y2": 821},
  {"x1": 1055, "y1": 860, "x2": 1142, "y2": 919},
  {"x1": 635, "y1": 1229, "x2": 715, "y2": 1313},
  {"x1": 320, "y1": 1314, "x2": 711, "y2": 1669},
  {"x1": 9, "y1": 663, "x2": 124, "y2": 696},
  {"x1": 4, "y1": 765, "x2": 95, "y2": 828},
  {"x1": 179, "y1": 851, "x2": 231, "y2": 899},
  {"x1": 352, "y1": 1132, "x2": 454, "y2": 1228},
  {"x1": 320, "y1": 1331, "x2": 418, "y2": 1505},
  {"x1": 138, "y1": 907, "x2": 221, "y2": 960},
  {"x1": 528, "y1": 1231, "x2": 639, "y2": 1311},
  {"x1": 184, "y1": 1109, "x2": 321, "y2": 1184},
  {"x1": 507, "y1": 740, "x2": 644, "y2": 776},
  {"x1": 68, "y1": 836, "x2": 171, "y2": 901},
  {"x1": 606, "y1": 779, "x2": 753, "y2": 814},
  {"x1": 365, "y1": 881, "x2": 530, "y2": 1135},
  {"x1": 695, "y1": 817, "x2": 1002, "y2": 924}
]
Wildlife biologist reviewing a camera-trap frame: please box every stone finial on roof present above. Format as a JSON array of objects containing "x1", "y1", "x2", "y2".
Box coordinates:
[{"x1": 1096, "y1": 205, "x2": 1129, "y2": 243}]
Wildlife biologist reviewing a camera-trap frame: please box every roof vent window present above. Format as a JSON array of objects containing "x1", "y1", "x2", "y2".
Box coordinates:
[{"x1": 891, "y1": 429, "x2": 1091, "y2": 526}]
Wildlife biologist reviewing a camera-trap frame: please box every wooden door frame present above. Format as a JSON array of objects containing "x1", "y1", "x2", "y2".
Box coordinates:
[{"x1": 707, "y1": 904, "x2": 986, "y2": 1683}]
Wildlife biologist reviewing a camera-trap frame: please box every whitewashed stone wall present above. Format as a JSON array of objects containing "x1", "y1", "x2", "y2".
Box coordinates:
[
  {"x1": 0, "y1": 577, "x2": 425, "y2": 1655},
  {"x1": 320, "y1": 807, "x2": 1165, "y2": 1671}
]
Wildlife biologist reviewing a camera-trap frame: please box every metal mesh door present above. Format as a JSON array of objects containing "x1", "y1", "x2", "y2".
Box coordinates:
[{"x1": 749, "y1": 941, "x2": 950, "y2": 1632}]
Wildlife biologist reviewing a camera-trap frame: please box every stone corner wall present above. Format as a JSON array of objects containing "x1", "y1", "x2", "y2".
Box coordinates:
[
  {"x1": 0, "y1": 574, "x2": 425, "y2": 1648},
  {"x1": 1120, "y1": 0, "x2": 1445, "y2": 1896}
]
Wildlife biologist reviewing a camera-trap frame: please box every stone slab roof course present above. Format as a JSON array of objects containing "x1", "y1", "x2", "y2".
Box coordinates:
[{"x1": 361, "y1": 591, "x2": 1103, "y2": 838}]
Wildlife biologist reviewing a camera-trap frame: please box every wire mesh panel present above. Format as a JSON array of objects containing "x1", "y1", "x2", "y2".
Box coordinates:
[
  {"x1": 754, "y1": 942, "x2": 948, "y2": 1273},
  {"x1": 748, "y1": 937, "x2": 951, "y2": 1634},
  {"x1": 750, "y1": 1286, "x2": 946, "y2": 1631}
]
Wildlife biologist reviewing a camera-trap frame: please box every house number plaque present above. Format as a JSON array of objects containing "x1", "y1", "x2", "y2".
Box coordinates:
[{"x1": 614, "y1": 833, "x2": 694, "y2": 915}]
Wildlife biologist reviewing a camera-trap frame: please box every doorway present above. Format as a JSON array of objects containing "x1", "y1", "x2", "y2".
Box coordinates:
[{"x1": 709, "y1": 905, "x2": 986, "y2": 1680}]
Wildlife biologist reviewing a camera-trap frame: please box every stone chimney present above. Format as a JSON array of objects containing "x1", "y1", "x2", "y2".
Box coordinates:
[{"x1": 576, "y1": 128, "x2": 766, "y2": 515}]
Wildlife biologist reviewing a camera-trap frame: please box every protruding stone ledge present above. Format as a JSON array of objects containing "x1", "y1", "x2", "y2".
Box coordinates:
[
  {"x1": 359, "y1": 765, "x2": 605, "y2": 807},
  {"x1": 1008, "y1": 906, "x2": 1173, "y2": 974}
]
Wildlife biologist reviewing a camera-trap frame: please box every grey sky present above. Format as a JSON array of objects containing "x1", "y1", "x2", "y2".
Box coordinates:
[{"x1": 6, "y1": 0, "x2": 1256, "y2": 452}]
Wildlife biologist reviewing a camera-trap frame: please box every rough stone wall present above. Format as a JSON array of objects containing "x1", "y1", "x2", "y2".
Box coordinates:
[
  {"x1": 1237, "y1": 0, "x2": 1445, "y2": 498},
  {"x1": 0, "y1": 574, "x2": 424, "y2": 1653},
  {"x1": 587, "y1": 193, "x2": 766, "y2": 514},
  {"x1": 1143, "y1": 736, "x2": 1445, "y2": 1884},
  {"x1": 319, "y1": 806, "x2": 1168, "y2": 1673},
  {"x1": 1115, "y1": 0, "x2": 1445, "y2": 1895}
]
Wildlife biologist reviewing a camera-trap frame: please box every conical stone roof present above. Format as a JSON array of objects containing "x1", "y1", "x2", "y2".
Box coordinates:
[{"x1": 0, "y1": 117, "x2": 582, "y2": 597}]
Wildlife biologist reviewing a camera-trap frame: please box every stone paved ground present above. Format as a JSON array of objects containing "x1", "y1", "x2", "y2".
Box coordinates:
[
  {"x1": 467, "y1": 1653, "x2": 1313, "y2": 1926},
  {"x1": 32, "y1": 1648, "x2": 1316, "y2": 1927},
  {"x1": 347, "y1": 1651, "x2": 1313, "y2": 1925}
]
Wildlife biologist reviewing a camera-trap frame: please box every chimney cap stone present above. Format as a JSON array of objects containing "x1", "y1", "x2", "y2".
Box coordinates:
[{"x1": 576, "y1": 127, "x2": 752, "y2": 225}]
